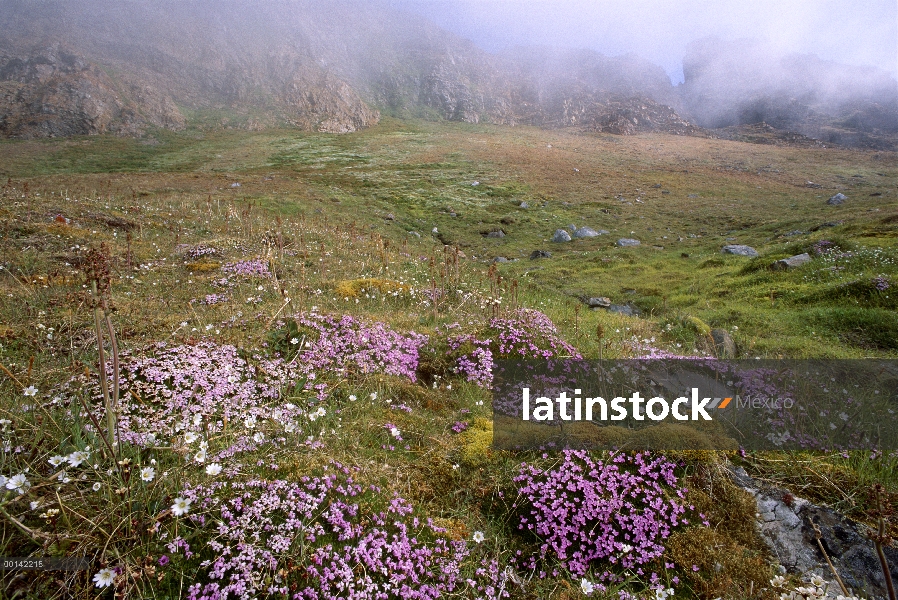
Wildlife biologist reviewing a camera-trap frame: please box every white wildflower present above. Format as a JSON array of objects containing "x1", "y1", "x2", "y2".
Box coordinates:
[
  {"x1": 205, "y1": 463, "x2": 223, "y2": 476},
  {"x1": 580, "y1": 579, "x2": 594, "y2": 595},
  {"x1": 140, "y1": 467, "x2": 155, "y2": 482},
  {"x1": 93, "y1": 567, "x2": 116, "y2": 588},
  {"x1": 171, "y1": 497, "x2": 191, "y2": 516}
]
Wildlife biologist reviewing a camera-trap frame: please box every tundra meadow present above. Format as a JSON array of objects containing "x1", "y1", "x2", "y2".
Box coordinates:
[{"x1": 0, "y1": 120, "x2": 896, "y2": 599}]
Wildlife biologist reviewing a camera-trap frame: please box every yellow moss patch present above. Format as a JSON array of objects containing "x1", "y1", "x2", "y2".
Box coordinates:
[
  {"x1": 185, "y1": 260, "x2": 221, "y2": 272},
  {"x1": 666, "y1": 527, "x2": 773, "y2": 599},
  {"x1": 333, "y1": 278, "x2": 409, "y2": 298},
  {"x1": 430, "y1": 517, "x2": 469, "y2": 541},
  {"x1": 685, "y1": 315, "x2": 712, "y2": 337},
  {"x1": 459, "y1": 418, "x2": 493, "y2": 466}
]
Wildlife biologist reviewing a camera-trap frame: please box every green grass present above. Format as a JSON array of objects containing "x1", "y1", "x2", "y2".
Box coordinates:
[{"x1": 0, "y1": 118, "x2": 896, "y2": 599}]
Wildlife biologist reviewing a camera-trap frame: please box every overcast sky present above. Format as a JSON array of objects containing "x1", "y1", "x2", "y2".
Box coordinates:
[{"x1": 391, "y1": 0, "x2": 898, "y2": 83}]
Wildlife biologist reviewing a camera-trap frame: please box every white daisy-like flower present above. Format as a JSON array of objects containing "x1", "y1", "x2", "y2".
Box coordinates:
[
  {"x1": 67, "y1": 450, "x2": 90, "y2": 467},
  {"x1": 48, "y1": 455, "x2": 66, "y2": 467},
  {"x1": 192, "y1": 413, "x2": 202, "y2": 426},
  {"x1": 370, "y1": 392, "x2": 378, "y2": 400},
  {"x1": 619, "y1": 543, "x2": 633, "y2": 554},
  {"x1": 253, "y1": 432, "x2": 264, "y2": 444},
  {"x1": 92, "y1": 482, "x2": 102, "y2": 492},
  {"x1": 183, "y1": 431, "x2": 198, "y2": 444},
  {"x1": 171, "y1": 497, "x2": 191, "y2": 516},
  {"x1": 315, "y1": 407, "x2": 326, "y2": 418},
  {"x1": 472, "y1": 531, "x2": 485, "y2": 543},
  {"x1": 809, "y1": 575, "x2": 825, "y2": 587},
  {"x1": 580, "y1": 579, "x2": 595, "y2": 595},
  {"x1": 140, "y1": 467, "x2": 155, "y2": 482},
  {"x1": 194, "y1": 449, "x2": 207, "y2": 463},
  {"x1": 284, "y1": 421, "x2": 296, "y2": 433},
  {"x1": 243, "y1": 416, "x2": 256, "y2": 430},
  {"x1": 290, "y1": 337, "x2": 299, "y2": 345},
  {"x1": 93, "y1": 567, "x2": 116, "y2": 588},
  {"x1": 6, "y1": 473, "x2": 30, "y2": 494},
  {"x1": 348, "y1": 395, "x2": 357, "y2": 401},
  {"x1": 770, "y1": 575, "x2": 787, "y2": 588},
  {"x1": 23, "y1": 386, "x2": 38, "y2": 397},
  {"x1": 205, "y1": 463, "x2": 223, "y2": 476},
  {"x1": 389, "y1": 427, "x2": 401, "y2": 438}
]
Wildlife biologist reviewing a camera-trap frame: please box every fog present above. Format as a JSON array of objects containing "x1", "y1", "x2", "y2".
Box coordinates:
[{"x1": 391, "y1": 0, "x2": 898, "y2": 84}]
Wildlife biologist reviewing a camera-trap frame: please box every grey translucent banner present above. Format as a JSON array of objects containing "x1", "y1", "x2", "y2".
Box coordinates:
[{"x1": 492, "y1": 360, "x2": 898, "y2": 451}]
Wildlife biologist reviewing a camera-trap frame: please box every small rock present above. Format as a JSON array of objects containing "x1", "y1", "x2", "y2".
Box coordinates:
[
  {"x1": 431, "y1": 227, "x2": 439, "y2": 234},
  {"x1": 486, "y1": 230, "x2": 506, "y2": 239},
  {"x1": 230, "y1": 182, "x2": 241, "y2": 188},
  {"x1": 585, "y1": 297, "x2": 612, "y2": 308},
  {"x1": 827, "y1": 193, "x2": 847, "y2": 205},
  {"x1": 688, "y1": 193, "x2": 698, "y2": 198},
  {"x1": 809, "y1": 221, "x2": 842, "y2": 231},
  {"x1": 782, "y1": 230, "x2": 804, "y2": 237},
  {"x1": 805, "y1": 181, "x2": 821, "y2": 188},
  {"x1": 607, "y1": 304, "x2": 638, "y2": 316},
  {"x1": 493, "y1": 257, "x2": 509, "y2": 263},
  {"x1": 616, "y1": 238, "x2": 641, "y2": 247},
  {"x1": 519, "y1": 201, "x2": 529, "y2": 209},
  {"x1": 771, "y1": 253, "x2": 811, "y2": 270},
  {"x1": 661, "y1": 190, "x2": 670, "y2": 194},
  {"x1": 552, "y1": 229, "x2": 572, "y2": 243},
  {"x1": 384, "y1": 213, "x2": 395, "y2": 221},
  {"x1": 408, "y1": 231, "x2": 421, "y2": 238},
  {"x1": 710, "y1": 328, "x2": 737, "y2": 358},
  {"x1": 529, "y1": 250, "x2": 552, "y2": 260},
  {"x1": 722, "y1": 244, "x2": 759, "y2": 257},
  {"x1": 568, "y1": 224, "x2": 577, "y2": 232},
  {"x1": 471, "y1": 181, "x2": 480, "y2": 186},
  {"x1": 652, "y1": 183, "x2": 661, "y2": 188},
  {"x1": 573, "y1": 227, "x2": 606, "y2": 238}
]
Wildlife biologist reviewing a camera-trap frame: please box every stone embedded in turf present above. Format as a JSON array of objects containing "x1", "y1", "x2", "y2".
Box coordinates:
[
  {"x1": 585, "y1": 296, "x2": 611, "y2": 308},
  {"x1": 617, "y1": 238, "x2": 641, "y2": 247},
  {"x1": 710, "y1": 328, "x2": 737, "y2": 358},
  {"x1": 530, "y1": 250, "x2": 552, "y2": 259},
  {"x1": 573, "y1": 226, "x2": 607, "y2": 238},
  {"x1": 552, "y1": 229, "x2": 572, "y2": 243},
  {"x1": 827, "y1": 193, "x2": 848, "y2": 205},
  {"x1": 771, "y1": 253, "x2": 811, "y2": 270},
  {"x1": 722, "y1": 244, "x2": 759, "y2": 257}
]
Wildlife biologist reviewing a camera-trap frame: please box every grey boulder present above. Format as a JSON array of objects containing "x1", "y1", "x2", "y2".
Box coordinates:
[
  {"x1": 616, "y1": 238, "x2": 641, "y2": 247},
  {"x1": 552, "y1": 229, "x2": 572, "y2": 243},
  {"x1": 722, "y1": 244, "x2": 759, "y2": 257},
  {"x1": 573, "y1": 227, "x2": 607, "y2": 238},
  {"x1": 585, "y1": 297, "x2": 612, "y2": 308},
  {"x1": 771, "y1": 253, "x2": 811, "y2": 270},
  {"x1": 827, "y1": 193, "x2": 847, "y2": 205}
]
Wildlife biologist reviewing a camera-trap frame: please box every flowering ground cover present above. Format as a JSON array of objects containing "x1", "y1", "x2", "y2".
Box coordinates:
[{"x1": 0, "y1": 121, "x2": 895, "y2": 600}]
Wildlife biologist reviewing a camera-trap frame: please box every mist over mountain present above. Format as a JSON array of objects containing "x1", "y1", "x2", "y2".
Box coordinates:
[
  {"x1": 0, "y1": 0, "x2": 895, "y2": 147},
  {"x1": 681, "y1": 38, "x2": 898, "y2": 148}
]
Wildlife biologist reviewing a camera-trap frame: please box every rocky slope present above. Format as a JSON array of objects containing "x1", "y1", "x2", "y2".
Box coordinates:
[
  {"x1": 0, "y1": 0, "x2": 694, "y2": 138},
  {"x1": 1, "y1": 1, "x2": 894, "y2": 146}
]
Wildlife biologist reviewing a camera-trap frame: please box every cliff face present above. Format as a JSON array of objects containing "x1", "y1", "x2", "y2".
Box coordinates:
[
  {"x1": 3, "y1": 1, "x2": 892, "y2": 145},
  {"x1": 0, "y1": 45, "x2": 185, "y2": 138},
  {"x1": 0, "y1": 0, "x2": 695, "y2": 138}
]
